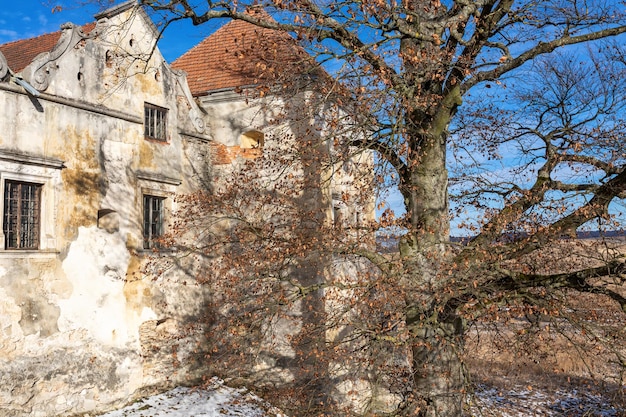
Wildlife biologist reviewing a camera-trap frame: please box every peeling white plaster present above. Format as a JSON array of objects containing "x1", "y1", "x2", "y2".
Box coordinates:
[{"x1": 60, "y1": 226, "x2": 131, "y2": 347}]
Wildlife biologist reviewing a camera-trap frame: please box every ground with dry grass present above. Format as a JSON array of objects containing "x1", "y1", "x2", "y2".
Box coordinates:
[
  {"x1": 465, "y1": 289, "x2": 626, "y2": 416},
  {"x1": 100, "y1": 238, "x2": 626, "y2": 416}
]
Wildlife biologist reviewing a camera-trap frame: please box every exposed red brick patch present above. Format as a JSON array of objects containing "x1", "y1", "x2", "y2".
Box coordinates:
[
  {"x1": 210, "y1": 142, "x2": 263, "y2": 164},
  {"x1": 210, "y1": 142, "x2": 234, "y2": 165}
]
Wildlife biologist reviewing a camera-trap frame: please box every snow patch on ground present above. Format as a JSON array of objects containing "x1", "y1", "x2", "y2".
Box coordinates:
[
  {"x1": 97, "y1": 379, "x2": 623, "y2": 416},
  {"x1": 470, "y1": 384, "x2": 622, "y2": 416},
  {"x1": 98, "y1": 378, "x2": 283, "y2": 417}
]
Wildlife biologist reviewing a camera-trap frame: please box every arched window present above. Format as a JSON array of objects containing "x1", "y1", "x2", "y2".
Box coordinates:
[{"x1": 240, "y1": 130, "x2": 264, "y2": 149}]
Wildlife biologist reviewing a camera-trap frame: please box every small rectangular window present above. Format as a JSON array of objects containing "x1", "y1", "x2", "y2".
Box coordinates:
[
  {"x1": 4, "y1": 180, "x2": 41, "y2": 249},
  {"x1": 143, "y1": 195, "x2": 165, "y2": 249},
  {"x1": 333, "y1": 205, "x2": 342, "y2": 228},
  {"x1": 144, "y1": 103, "x2": 167, "y2": 141}
]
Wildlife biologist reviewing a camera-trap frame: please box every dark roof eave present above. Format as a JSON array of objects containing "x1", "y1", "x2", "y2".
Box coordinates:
[
  {"x1": 193, "y1": 84, "x2": 260, "y2": 97},
  {"x1": 94, "y1": 0, "x2": 136, "y2": 19}
]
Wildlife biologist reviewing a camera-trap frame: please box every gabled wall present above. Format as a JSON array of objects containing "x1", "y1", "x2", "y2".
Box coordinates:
[
  {"x1": 195, "y1": 88, "x2": 382, "y2": 414},
  {"x1": 0, "y1": 2, "x2": 379, "y2": 415},
  {"x1": 0, "y1": 3, "x2": 215, "y2": 416}
]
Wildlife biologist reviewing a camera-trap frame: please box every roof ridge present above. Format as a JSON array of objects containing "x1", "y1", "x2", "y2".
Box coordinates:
[
  {"x1": 0, "y1": 21, "x2": 94, "y2": 48},
  {"x1": 173, "y1": 18, "x2": 256, "y2": 65},
  {"x1": 0, "y1": 29, "x2": 61, "y2": 49},
  {"x1": 0, "y1": 22, "x2": 96, "y2": 72}
]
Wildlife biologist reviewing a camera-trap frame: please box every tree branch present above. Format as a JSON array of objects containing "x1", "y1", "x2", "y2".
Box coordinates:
[
  {"x1": 350, "y1": 137, "x2": 408, "y2": 180},
  {"x1": 490, "y1": 260, "x2": 626, "y2": 312},
  {"x1": 464, "y1": 25, "x2": 626, "y2": 92},
  {"x1": 507, "y1": 167, "x2": 626, "y2": 258}
]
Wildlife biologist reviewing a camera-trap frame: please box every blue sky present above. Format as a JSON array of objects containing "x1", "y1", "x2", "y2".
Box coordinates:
[{"x1": 0, "y1": 0, "x2": 214, "y2": 62}]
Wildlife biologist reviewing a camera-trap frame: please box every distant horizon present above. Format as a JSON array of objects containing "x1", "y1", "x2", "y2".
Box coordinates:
[{"x1": 376, "y1": 229, "x2": 626, "y2": 249}]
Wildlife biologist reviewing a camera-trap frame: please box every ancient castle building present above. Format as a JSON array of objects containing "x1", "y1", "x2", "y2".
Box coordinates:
[{"x1": 0, "y1": 2, "x2": 375, "y2": 415}]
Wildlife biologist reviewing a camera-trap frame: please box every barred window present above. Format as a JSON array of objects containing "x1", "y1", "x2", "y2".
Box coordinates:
[
  {"x1": 144, "y1": 103, "x2": 167, "y2": 141},
  {"x1": 4, "y1": 180, "x2": 41, "y2": 249},
  {"x1": 143, "y1": 195, "x2": 165, "y2": 249}
]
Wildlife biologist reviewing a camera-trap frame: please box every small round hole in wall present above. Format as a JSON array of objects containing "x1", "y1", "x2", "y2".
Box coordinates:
[{"x1": 129, "y1": 37, "x2": 134, "y2": 47}]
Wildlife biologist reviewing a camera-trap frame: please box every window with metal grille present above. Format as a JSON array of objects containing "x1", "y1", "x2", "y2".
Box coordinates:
[
  {"x1": 143, "y1": 195, "x2": 165, "y2": 249},
  {"x1": 3, "y1": 180, "x2": 41, "y2": 249},
  {"x1": 144, "y1": 103, "x2": 167, "y2": 141}
]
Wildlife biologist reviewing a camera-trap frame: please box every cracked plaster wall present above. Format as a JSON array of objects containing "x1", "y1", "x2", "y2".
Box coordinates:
[
  {"x1": 0, "y1": 3, "x2": 378, "y2": 415},
  {"x1": 0, "y1": 4, "x2": 214, "y2": 416}
]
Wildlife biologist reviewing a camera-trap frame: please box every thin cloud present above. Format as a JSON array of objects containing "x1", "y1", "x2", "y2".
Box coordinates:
[{"x1": 0, "y1": 29, "x2": 19, "y2": 42}]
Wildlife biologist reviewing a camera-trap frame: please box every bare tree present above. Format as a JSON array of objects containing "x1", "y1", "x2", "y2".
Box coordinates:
[{"x1": 131, "y1": 1, "x2": 626, "y2": 416}]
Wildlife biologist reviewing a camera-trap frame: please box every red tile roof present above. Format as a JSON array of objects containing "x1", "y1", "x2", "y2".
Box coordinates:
[
  {"x1": 0, "y1": 23, "x2": 96, "y2": 73},
  {"x1": 173, "y1": 16, "x2": 313, "y2": 96},
  {"x1": 1, "y1": 15, "x2": 317, "y2": 98}
]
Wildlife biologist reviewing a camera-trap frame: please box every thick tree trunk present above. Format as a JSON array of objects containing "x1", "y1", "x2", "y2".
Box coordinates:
[
  {"x1": 407, "y1": 309, "x2": 465, "y2": 416},
  {"x1": 399, "y1": 115, "x2": 465, "y2": 415},
  {"x1": 400, "y1": 241, "x2": 466, "y2": 417}
]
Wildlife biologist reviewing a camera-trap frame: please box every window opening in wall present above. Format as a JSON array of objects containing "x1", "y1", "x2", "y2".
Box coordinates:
[
  {"x1": 143, "y1": 195, "x2": 165, "y2": 249},
  {"x1": 333, "y1": 205, "x2": 342, "y2": 228},
  {"x1": 144, "y1": 103, "x2": 167, "y2": 141},
  {"x1": 240, "y1": 130, "x2": 264, "y2": 149},
  {"x1": 355, "y1": 210, "x2": 363, "y2": 239},
  {"x1": 4, "y1": 180, "x2": 41, "y2": 249},
  {"x1": 355, "y1": 210, "x2": 363, "y2": 227},
  {"x1": 332, "y1": 192, "x2": 343, "y2": 228}
]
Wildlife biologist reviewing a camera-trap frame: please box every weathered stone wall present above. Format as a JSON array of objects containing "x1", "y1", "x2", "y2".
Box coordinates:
[
  {"x1": 197, "y1": 90, "x2": 386, "y2": 414},
  {"x1": 0, "y1": 3, "x2": 378, "y2": 415},
  {"x1": 0, "y1": 3, "x2": 215, "y2": 416}
]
